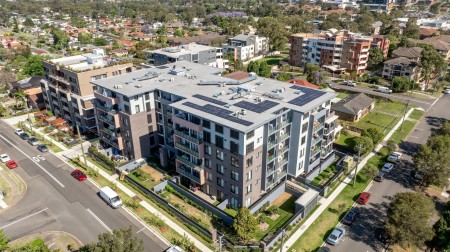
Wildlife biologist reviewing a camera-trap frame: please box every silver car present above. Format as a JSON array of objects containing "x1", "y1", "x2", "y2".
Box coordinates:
[{"x1": 327, "y1": 227, "x2": 346, "y2": 245}]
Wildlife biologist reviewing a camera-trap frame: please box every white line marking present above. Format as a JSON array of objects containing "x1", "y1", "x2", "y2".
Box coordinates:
[
  {"x1": 136, "y1": 227, "x2": 146, "y2": 234},
  {"x1": 48, "y1": 243, "x2": 55, "y2": 248},
  {"x1": 32, "y1": 157, "x2": 40, "y2": 162},
  {"x1": 0, "y1": 208, "x2": 49, "y2": 229},
  {"x1": 0, "y1": 135, "x2": 65, "y2": 188},
  {"x1": 86, "y1": 209, "x2": 112, "y2": 233}
]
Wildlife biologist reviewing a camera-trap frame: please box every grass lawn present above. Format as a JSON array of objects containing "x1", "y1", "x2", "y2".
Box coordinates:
[
  {"x1": 128, "y1": 165, "x2": 164, "y2": 189},
  {"x1": 224, "y1": 208, "x2": 237, "y2": 217},
  {"x1": 289, "y1": 147, "x2": 390, "y2": 252},
  {"x1": 256, "y1": 54, "x2": 288, "y2": 66},
  {"x1": 335, "y1": 131, "x2": 356, "y2": 147},
  {"x1": 87, "y1": 156, "x2": 115, "y2": 175},
  {"x1": 337, "y1": 92, "x2": 349, "y2": 99},
  {"x1": 409, "y1": 109, "x2": 425, "y2": 121},
  {"x1": 389, "y1": 120, "x2": 416, "y2": 145},
  {"x1": 373, "y1": 99, "x2": 406, "y2": 116},
  {"x1": 352, "y1": 112, "x2": 399, "y2": 133}
]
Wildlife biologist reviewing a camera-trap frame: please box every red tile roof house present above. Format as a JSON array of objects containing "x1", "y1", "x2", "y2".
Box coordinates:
[{"x1": 287, "y1": 79, "x2": 319, "y2": 89}]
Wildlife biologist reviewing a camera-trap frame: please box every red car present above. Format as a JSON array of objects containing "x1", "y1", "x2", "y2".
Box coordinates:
[
  {"x1": 358, "y1": 192, "x2": 371, "y2": 204},
  {"x1": 6, "y1": 160, "x2": 18, "y2": 169},
  {"x1": 71, "y1": 169, "x2": 87, "y2": 181}
]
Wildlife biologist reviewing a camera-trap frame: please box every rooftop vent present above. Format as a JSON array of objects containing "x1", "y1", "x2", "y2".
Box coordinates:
[
  {"x1": 136, "y1": 71, "x2": 160, "y2": 81},
  {"x1": 113, "y1": 85, "x2": 123, "y2": 89},
  {"x1": 134, "y1": 85, "x2": 143, "y2": 88}
]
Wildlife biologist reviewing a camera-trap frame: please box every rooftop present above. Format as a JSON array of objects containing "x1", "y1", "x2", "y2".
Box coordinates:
[
  {"x1": 49, "y1": 49, "x2": 108, "y2": 71},
  {"x1": 148, "y1": 43, "x2": 217, "y2": 58},
  {"x1": 92, "y1": 62, "x2": 336, "y2": 132}
]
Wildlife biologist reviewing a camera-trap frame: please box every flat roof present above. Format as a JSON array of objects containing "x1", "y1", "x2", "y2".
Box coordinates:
[
  {"x1": 148, "y1": 43, "x2": 217, "y2": 58},
  {"x1": 92, "y1": 62, "x2": 336, "y2": 132},
  {"x1": 295, "y1": 188, "x2": 319, "y2": 207}
]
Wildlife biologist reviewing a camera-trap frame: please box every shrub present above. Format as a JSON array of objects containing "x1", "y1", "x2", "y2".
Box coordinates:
[
  {"x1": 124, "y1": 199, "x2": 140, "y2": 209},
  {"x1": 88, "y1": 146, "x2": 116, "y2": 168}
]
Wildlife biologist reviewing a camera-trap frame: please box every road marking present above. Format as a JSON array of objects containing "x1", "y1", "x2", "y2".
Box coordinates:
[
  {"x1": 86, "y1": 209, "x2": 112, "y2": 233},
  {"x1": 0, "y1": 208, "x2": 48, "y2": 229},
  {"x1": 426, "y1": 97, "x2": 440, "y2": 112},
  {"x1": 409, "y1": 135, "x2": 419, "y2": 138},
  {"x1": 0, "y1": 134, "x2": 65, "y2": 188},
  {"x1": 48, "y1": 243, "x2": 55, "y2": 248},
  {"x1": 32, "y1": 157, "x2": 40, "y2": 162},
  {"x1": 136, "y1": 227, "x2": 146, "y2": 234},
  {"x1": 344, "y1": 86, "x2": 434, "y2": 105}
]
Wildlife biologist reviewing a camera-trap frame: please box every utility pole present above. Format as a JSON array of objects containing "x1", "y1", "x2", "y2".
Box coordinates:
[
  {"x1": 76, "y1": 124, "x2": 87, "y2": 165},
  {"x1": 400, "y1": 87, "x2": 413, "y2": 131},
  {"x1": 280, "y1": 229, "x2": 287, "y2": 252},
  {"x1": 353, "y1": 143, "x2": 363, "y2": 187},
  {"x1": 218, "y1": 234, "x2": 224, "y2": 252},
  {"x1": 27, "y1": 105, "x2": 32, "y2": 132}
]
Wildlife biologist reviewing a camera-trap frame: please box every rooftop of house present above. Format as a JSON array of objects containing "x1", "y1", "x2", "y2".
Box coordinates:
[
  {"x1": 92, "y1": 62, "x2": 336, "y2": 132},
  {"x1": 392, "y1": 47, "x2": 423, "y2": 59},
  {"x1": 331, "y1": 93, "x2": 374, "y2": 116},
  {"x1": 148, "y1": 43, "x2": 217, "y2": 58},
  {"x1": 384, "y1": 56, "x2": 415, "y2": 65}
]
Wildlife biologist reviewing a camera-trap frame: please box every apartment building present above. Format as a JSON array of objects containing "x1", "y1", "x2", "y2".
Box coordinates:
[
  {"x1": 361, "y1": 0, "x2": 395, "y2": 12},
  {"x1": 222, "y1": 34, "x2": 269, "y2": 61},
  {"x1": 91, "y1": 62, "x2": 337, "y2": 209},
  {"x1": 40, "y1": 49, "x2": 133, "y2": 133},
  {"x1": 146, "y1": 43, "x2": 228, "y2": 68},
  {"x1": 382, "y1": 47, "x2": 423, "y2": 82},
  {"x1": 289, "y1": 29, "x2": 390, "y2": 75}
]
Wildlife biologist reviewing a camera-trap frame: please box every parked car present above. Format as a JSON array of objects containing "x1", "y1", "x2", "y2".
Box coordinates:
[
  {"x1": 0, "y1": 154, "x2": 10, "y2": 163},
  {"x1": 358, "y1": 192, "x2": 371, "y2": 204},
  {"x1": 374, "y1": 171, "x2": 386, "y2": 182},
  {"x1": 326, "y1": 227, "x2": 346, "y2": 245},
  {"x1": 387, "y1": 152, "x2": 402, "y2": 162},
  {"x1": 381, "y1": 162, "x2": 394, "y2": 173},
  {"x1": 27, "y1": 137, "x2": 39, "y2": 146},
  {"x1": 444, "y1": 89, "x2": 450, "y2": 94},
  {"x1": 378, "y1": 86, "x2": 393, "y2": 93},
  {"x1": 412, "y1": 170, "x2": 425, "y2": 181},
  {"x1": 342, "y1": 79, "x2": 348, "y2": 84},
  {"x1": 15, "y1": 129, "x2": 24, "y2": 135},
  {"x1": 19, "y1": 133, "x2": 30, "y2": 140},
  {"x1": 37, "y1": 144, "x2": 49, "y2": 152},
  {"x1": 347, "y1": 81, "x2": 357, "y2": 87},
  {"x1": 6, "y1": 160, "x2": 18, "y2": 169},
  {"x1": 342, "y1": 208, "x2": 360, "y2": 225},
  {"x1": 71, "y1": 169, "x2": 87, "y2": 181}
]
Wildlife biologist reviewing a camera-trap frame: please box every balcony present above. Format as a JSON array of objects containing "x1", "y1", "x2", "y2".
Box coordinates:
[
  {"x1": 96, "y1": 102, "x2": 118, "y2": 115},
  {"x1": 177, "y1": 165, "x2": 205, "y2": 185},
  {"x1": 98, "y1": 114, "x2": 120, "y2": 128},
  {"x1": 102, "y1": 137, "x2": 122, "y2": 150},
  {"x1": 175, "y1": 142, "x2": 200, "y2": 158},
  {"x1": 173, "y1": 115, "x2": 202, "y2": 132},
  {"x1": 313, "y1": 122, "x2": 324, "y2": 132},
  {"x1": 94, "y1": 91, "x2": 119, "y2": 105},
  {"x1": 174, "y1": 129, "x2": 203, "y2": 144},
  {"x1": 49, "y1": 74, "x2": 70, "y2": 85},
  {"x1": 176, "y1": 155, "x2": 202, "y2": 169},
  {"x1": 63, "y1": 106, "x2": 70, "y2": 112},
  {"x1": 100, "y1": 126, "x2": 119, "y2": 138}
]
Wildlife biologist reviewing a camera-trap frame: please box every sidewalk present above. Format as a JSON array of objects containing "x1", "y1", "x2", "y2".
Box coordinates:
[
  {"x1": 0, "y1": 166, "x2": 27, "y2": 212},
  {"x1": 279, "y1": 108, "x2": 415, "y2": 252}
]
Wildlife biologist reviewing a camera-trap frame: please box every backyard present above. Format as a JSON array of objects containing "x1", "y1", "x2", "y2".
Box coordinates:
[
  {"x1": 127, "y1": 165, "x2": 165, "y2": 189},
  {"x1": 256, "y1": 53, "x2": 289, "y2": 66}
]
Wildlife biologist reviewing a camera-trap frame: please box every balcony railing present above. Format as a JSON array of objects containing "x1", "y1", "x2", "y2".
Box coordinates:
[
  {"x1": 175, "y1": 142, "x2": 200, "y2": 158},
  {"x1": 174, "y1": 129, "x2": 203, "y2": 144},
  {"x1": 96, "y1": 103, "x2": 118, "y2": 115},
  {"x1": 313, "y1": 122, "x2": 324, "y2": 132},
  {"x1": 176, "y1": 155, "x2": 201, "y2": 169},
  {"x1": 100, "y1": 127, "x2": 119, "y2": 137},
  {"x1": 177, "y1": 165, "x2": 201, "y2": 184},
  {"x1": 98, "y1": 115, "x2": 116, "y2": 126},
  {"x1": 102, "y1": 137, "x2": 120, "y2": 149}
]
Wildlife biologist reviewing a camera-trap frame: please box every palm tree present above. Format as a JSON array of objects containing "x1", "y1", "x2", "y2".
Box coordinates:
[{"x1": 13, "y1": 89, "x2": 27, "y2": 109}]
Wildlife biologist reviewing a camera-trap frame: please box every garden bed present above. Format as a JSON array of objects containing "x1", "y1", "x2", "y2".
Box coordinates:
[{"x1": 310, "y1": 163, "x2": 338, "y2": 187}]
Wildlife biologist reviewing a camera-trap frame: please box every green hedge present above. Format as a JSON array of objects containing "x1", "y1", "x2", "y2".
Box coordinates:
[{"x1": 88, "y1": 146, "x2": 116, "y2": 168}]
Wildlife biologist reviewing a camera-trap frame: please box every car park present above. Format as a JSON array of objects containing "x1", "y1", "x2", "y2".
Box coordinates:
[
  {"x1": 374, "y1": 171, "x2": 386, "y2": 182},
  {"x1": 381, "y1": 162, "x2": 394, "y2": 173},
  {"x1": 387, "y1": 152, "x2": 402, "y2": 162},
  {"x1": 37, "y1": 144, "x2": 49, "y2": 152},
  {"x1": 6, "y1": 160, "x2": 18, "y2": 169},
  {"x1": 15, "y1": 129, "x2": 24, "y2": 135},
  {"x1": 27, "y1": 137, "x2": 39, "y2": 146},
  {"x1": 358, "y1": 192, "x2": 371, "y2": 204},
  {"x1": 0, "y1": 154, "x2": 11, "y2": 163},
  {"x1": 342, "y1": 208, "x2": 360, "y2": 225},
  {"x1": 19, "y1": 133, "x2": 30, "y2": 140},
  {"x1": 37, "y1": 155, "x2": 45, "y2": 160},
  {"x1": 71, "y1": 169, "x2": 87, "y2": 181},
  {"x1": 326, "y1": 227, "x2": 346, "y2": 245}
]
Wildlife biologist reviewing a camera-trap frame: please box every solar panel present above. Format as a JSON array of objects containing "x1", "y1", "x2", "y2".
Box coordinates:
[
  {"x1": 234, "y1": 100, "x2": 279, "y2": 113},
  {"x1": 183, "y1": 102, "x2": 253, "y2": 126},
  {"x1": 192, "y1": 94, "x2": 227, "y2": 106},
  {"x1": 288, "y1": 85, "x2": 326, "y2": 106}
]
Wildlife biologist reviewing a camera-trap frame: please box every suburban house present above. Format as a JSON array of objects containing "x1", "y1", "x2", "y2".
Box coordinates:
[
  {"x1": 11, "y1": 76, "x2": 46, "y2": 110},
  {"x1": 222, "y1": 34, "x2": 269, "y2": 62},
  {"x1": 382, "y1": 47, "x2": 423, "y2": 82},
  {"x1": 331, "y1": 93, "x2": 374, "y2": 122}
]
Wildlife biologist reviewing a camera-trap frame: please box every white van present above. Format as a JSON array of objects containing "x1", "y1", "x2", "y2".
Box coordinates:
[
  {"x1": 99, "y1": 186, "x2": 122, "y2": 208},
  {"x1": 378, "y1": 86, "x2": 392, "y2": 93}
]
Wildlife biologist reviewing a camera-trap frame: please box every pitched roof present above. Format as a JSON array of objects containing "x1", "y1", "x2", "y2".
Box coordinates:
[
  {"x1": 419, "y1": 28, "x2": 440, "y2": 37},
  {"x1": 331, "y1": 93, "x2": 374, "y2": 116},
  {"x1": 384, "y1": 57, "x2": 414, "y2": 65},
  {"x1": 392, "y1": 47, "x2": 423, "y2": 59},
  {"x1": 422, "y1": 37, "x2": 450, "y2": 51},
  {"x1": 287, "y1": 79, "x2": 319, "y2": 89}
]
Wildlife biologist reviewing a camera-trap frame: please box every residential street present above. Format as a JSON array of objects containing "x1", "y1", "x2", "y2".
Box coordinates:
[
  {"x1": 0, "y1": 121, "x2": 169, "y2": 251},
  {"x1": 324, "y1": 94, "x2": 450, "y2": 252}
]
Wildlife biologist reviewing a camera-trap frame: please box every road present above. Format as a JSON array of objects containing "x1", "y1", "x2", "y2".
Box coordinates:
[
  {"x1": 324, "y1": 94, "x2": 450, "y2": 252},
  {"x1": 0, "y1": 121, "x2": 169, "y2": 251},
  {"x1": 335, "y1": 84, "x2": 438, "y2": 111}
]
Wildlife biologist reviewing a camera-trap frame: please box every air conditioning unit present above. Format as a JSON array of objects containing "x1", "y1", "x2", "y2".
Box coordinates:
[
  {"x1": 277, "y1": 168, "x2": 282, "y2": 174},
  {"x1": 279, "y1": 143, "x2": 284, "y2": 149},
  {"x1": 241, "y1": 109, "x2": 247, "y2": 115},
  {"x1": 280, "y1": 130, "x2": 285, "y2": 136},
  {"x1": 277, "y1": 156, "x2": 282, "y2": 162}
]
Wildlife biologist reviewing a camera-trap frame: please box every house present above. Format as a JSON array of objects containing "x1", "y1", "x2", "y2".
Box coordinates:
[
  {"x1": 382, "y1": 46, "x2": 422, "y2": 82},
  {"x1": 222, "y1": 34, "x2": 269, "y2": 61},
  {"x1": 419, "y1": 28, "x2": 440, "y2": 39},
  {"x1": 331, "y1": 93, "x2": 374, "y2": 122},
  {"x1": 11, "y1": 76, "x2": 46, "y2": 110},
  {"x1": 287, "y1": 79, "x2": 319, "y2": 89}
]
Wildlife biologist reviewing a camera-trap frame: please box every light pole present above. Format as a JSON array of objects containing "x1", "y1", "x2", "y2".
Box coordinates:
[
  {"x1": 27, "y1": 105, "x2": 33, "y2": 132},
  {"x1": 280, "y1": 229, "x2": 286, "y2": 252},
  {"x1": 218, "y1": 234, "x2": 224, "y2": 252},
  {"x1": 76, "y1": 124, "x2": 87, "y2": 165},
  {"x1": 353, "y1": 143, "x2": 363, "y2": 187}
]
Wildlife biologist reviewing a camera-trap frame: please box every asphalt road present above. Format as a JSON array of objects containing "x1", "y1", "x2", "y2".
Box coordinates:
[
  {"x1": 322, "y1": 94, "x2": 450, "y2": 252},
  {"x1": 335, "y1": 84, "x2": 437, "y2": 111},
  {"x1": 0, "y1": 121, "x2": 169, "y2": 251}
]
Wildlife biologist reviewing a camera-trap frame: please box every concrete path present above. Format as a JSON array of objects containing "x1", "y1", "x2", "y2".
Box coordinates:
[
  {"x1": 279, "y1": 108, "x2": 415, "y2": 252},
  {"x1": 0, "y1": 166, "x2": 26, "y2": 211}
]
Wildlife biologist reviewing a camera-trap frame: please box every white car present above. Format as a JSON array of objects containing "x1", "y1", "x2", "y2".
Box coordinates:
[
  {"x1": 347, "y1": 81, "x2": 357, "y2": 87},
  {"x1": 0, "y1": 154, "x2": 11, "y2": 163},
  {"x1": 15, "y1": 129, "x2": 24, "y2": 135},
  {"x1": 381, "y1": 162, "x2": 394, "y2": 173},
  {"x1": 387, "y1": 152, "x2": 402, "y2": 162},
  {"x1": 444, "y1": 89, "x2": 450, "y2": 94}
]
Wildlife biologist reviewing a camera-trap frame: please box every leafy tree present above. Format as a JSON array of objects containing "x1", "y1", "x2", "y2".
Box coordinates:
[
  {"x1": 351, "y1": 136, "x2": 374, "y2": 155},
  {"x1": 391, "y1": 76, "x2": 411, "y2": 93},
  {"x1": 433, "y1": 122, "x2": 450, "y2": 137},
  {"x1": 419, "y1": 45, "x2": 447, "y2": 90},
  {"x1": 258, "y1": 61, "x2": 271, "y2": 78},
  {"x1": 11, "y1": 238, "x2": 52, "y2": 252},
  {"x1": 432, "y1": 202, "x2": 450, "y2": 251},
  {"x1": 356, "y1": 13, "x2": 375, "y2": 34},
  {"x1": 413, "y1": 134, "x2": 450, "y2": 187},
  {"x1": 362, "y1": 128, "x2": 384, "y2": 144},
  {"x1": 256, "y1": 17, "x2": 288, "y2": 51},
  {"x1": 21, "y1": 55, "x2": 46, "y2": 78},
  {"x1": 93, "y1": 37, "x2": 108, "y2": 46},
  {"x1": 277, "y1": 72, "x2": 292, "y2": 81},
  {"x1": 79, "y1": 227, "x2": 144, "y2": 252},
  {"x1": 233, "y1": 207, "x2": 258, "y2": 243},
  {"x1": 429, "y1": 2, "x2": 442, "y2": 14},
  {"x1": 0, "y1": 229, "x2": 8, "y2": 251},
  {"x1": 368, "y1": 47, "x2": 384, "y2": 69},
  {"x1": 0, "y1": 48, "x2": 8, "y2": 61},
  {"x1": 304, "y1": 63, "x2": 328, "y2": 85},
  {"x1": 174, "y1": 29, "x2": 183, "y2": 37},
  {"x1": 14, "y1": 89, "x2": 27, "y2": 108},
  {"x1": 23, "y1": 17, "x2": 34, "y2": 27},
  {"x1": 52, "y1": 28, "x2": 69, "y2": 49},
  {"x1": 247, "y1": 61, "x2": 260, "y2": 75},
  {"x1": 362, "y1": 163, "x2": 379, "y2": 181},
  {"x1": 385, "y1": 192, "x2": 435, "y2": 248},
  {"x1": 78, "y1": 32, "x2": 92, "y2": 45},
  {"x1": 12, "y1": 17, "x2": 19, "y2": 33},
  {"x1": 404, "y1": 18, "x2": 420, "y2": 39}
]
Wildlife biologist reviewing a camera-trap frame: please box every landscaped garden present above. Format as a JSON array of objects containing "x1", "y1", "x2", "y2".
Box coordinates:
[
  {"x1": 127, "y1": 165, "x2": 165, "y2": 189},
  {"x1": 310, "y1": 163, "x2": 339, "y2": 187}
]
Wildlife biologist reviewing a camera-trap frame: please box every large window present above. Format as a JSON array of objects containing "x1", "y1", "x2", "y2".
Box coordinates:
[
  {"x1": 231, "y1": 185, "x2": 239, "y2": 195},
  {"x1": 231, "y1": 171, "x2": 239, "y2": 181},
  {"x1": 216, "y1": 150, "x2": 224, "y2": 160},
  {"x1": 203, "y1": 131, "x2": 211, "y2": 143},
  {"x1": 216, "y1": 136, "x2": 224, "y2": 149},
  {"x1": 231, "y1": 156, "x2": 239, "y2": 167},
  {"x1": 230, "y1": 141, "x2": 239, "y2": 154},
  {"x1": 230, "y1": 129, "x2": 239, "y2": 140},
  {"x1": 202, "y1": 120, "x2": 210, "y2": 129},
  {"x1": 215, "y1": 124, "x2": 224, "y2": 134},
  {"x1": 217, "y1": 178, "x2": 224, "y2": 187},
  {"x1": 246, "y1": 142, "x2": 254, "y2": 154},
  {"x1": 216, "y1": 164, "x2": 224, "y2": 174}
]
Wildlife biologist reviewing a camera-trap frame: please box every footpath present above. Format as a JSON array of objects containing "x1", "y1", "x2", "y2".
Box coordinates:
[{"x1": 278, "y1": 108, "x2": 416, "y2": 252}]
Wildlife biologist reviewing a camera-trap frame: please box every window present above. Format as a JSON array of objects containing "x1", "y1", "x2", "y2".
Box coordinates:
[
  {"x1": 146, "y1": 102, "x2": 151, "y2": 112},
  {"x1": 246, "y1": 130, "x2": 254, "y2": 139},
  {"x1": 207, "y1": 172, "x2": 212, "y2": 181},
  {"x1": 126, "y1": 141, "x2": 131, "y2": 148},
  {"x1": 231, "y1": 171, "x2": 239, "y2": 181},
  {"x1": 145, "y1": 92, "x2": 150, "y2": 100},
  {"x1": 135, "y1": 105, "x2": 140, "y2": 113},
  {"x1": 246, "y1": 198, "x2": 251, "y2": 207},
  {"x1": 147, "y1": 114, "x2": 152, "y2": 123},
  {"x1": 246, "y1": 157, "x2": 253, "y2": 167},
  {"x1": 124, "y1": 105, "x2": 130, "y2": 114},
  {"x1": 124, "y1": 118, "x2": 129, "y2": 126},
  {"x1": 230, "y1": 141, "x2": 239, "y2": 154},
  {"x1": 246, "y1": 142, "x2": 254, "y2": 154},
  {"x1": 231, "y1": 156, "x2": 239, "y2": 167},
  {"x1": 230, "y1": 129, "x2": 239, "y2": 140},
  {"x1": 216, "y1": 150, "x2": 224, "y2": 160},
  {"x1": 203, "y1": 131, "x2": 211, "y2": 143},
  {"x1": 205, "y1": 145, "x2": 211, "y2": 156},
  {"x1": 123, "y1": 96, "x2": 129, "y2": 102},
  {"x1": 301, "y1": 136, "x2": 306, "y2": 145},
  {"x1": 256, "y1": 179, "x2": 259, "y2": 185},
  {"x1": 216, "y1": 164, "x2": 224, "y2": 174},
  {"x1": 217, "y1": 178, "x2": 224, "y2": 187},
  {"x1": 126, "y1": 131, "x2": 130, "y2": 137},
  {"x1": 216, "y1": 136, "x2": 224, "y2": 148},
  {"x1": 204, "y1": 158, "x2": 211, "y2": 168},
  {"x1": 215, "y1": 124, "x2": 223, "y2": 134},
  {"x1": 202, "y1": 120, "x2": 210, "y2": 129},
  {"x1": 231, "y1": 185, "x2": 239, "y2": 195},
  {"x1": 302, "y1": 122, "x2": 308, "y2": 133},
  {"x1": 246, "y1": 184, "x2": 252, "y2": 194},
  {"x1": 148, "y1": 125, "x2": 153, "y2": 132},
  {"x1": 246, "y1": 171, "x2": 252, "y2": 181}
]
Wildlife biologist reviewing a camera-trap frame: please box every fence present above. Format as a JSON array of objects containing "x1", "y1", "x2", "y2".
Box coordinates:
[{"x1": 249, "y1": 181, "x2": 286, "y2": 214}]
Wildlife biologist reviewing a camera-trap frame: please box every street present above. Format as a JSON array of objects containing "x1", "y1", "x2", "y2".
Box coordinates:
[
  {"x1": 323, "y1": 94, "x2": 450, "y2": 252},
  {"x1": 0, "y1": 121, "x2": 169, "y2": 251}
]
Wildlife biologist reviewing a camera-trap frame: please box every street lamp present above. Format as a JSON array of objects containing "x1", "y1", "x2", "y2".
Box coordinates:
[{"x1": 280, "y1": 229, "x2": 287, "y2": 252}]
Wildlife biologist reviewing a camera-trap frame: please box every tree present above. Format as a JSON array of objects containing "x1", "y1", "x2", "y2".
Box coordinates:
[
  {"x1": 174, "y1": 29, "x2": 183, "y2": 37},
  {"x1": 78, "y1": 32, "x2": 92, "y2": 45},
  {"x1": 391, "y1": 76, "x2": 411, "y2": 93},
  {"x1": 21, "y1": 55, "x2": 46, "y2": 78},
  {"x1": 79, "y1": 227, "x2": 144, "y2": 252},
  {"x1": 12, "y1": 17, "x2": 19, "y2": 33},
  {"x1": 362, "y1": 163, "x2": 379, "y2": 181},
  {"x1": 256, "y1": 17, "x2": 288, "y2": 51},
  {"x1": 433, "y1": 122, "x2": 450, "y2": 137},
  {"x1": 0, "y1": 106, "x2": 7, "y2": 117},
  {"x1": 404, "y1": 18, "x2": 420, "y2": 39},
  {"x1": 93, "y1": 37, "x2": 108, "y2": 46},
  {"x1": 233, "y1": 207, "x2": 258, "y2": 243},
  {"x1": 258, "y1": 61, "x2": 271, "y2": 78},
  {"x1": 362, "y1": 128, "x2": 384, "y2": 144},
  {"x1": 14, "y1": 89, "x2": 27, "y2": 108},
  {"x1": 11, "y1": 238, "x2": 52, "y2": 252},
  {"x1": 247, "y1": 61, "x2": 260, "y2": 75},
  {"x1": 52, "y1": 28, "x2": 69, "y2": 49},
  {"x1": 413, "y1": 134, "x2": 450, "y2": 187},
  {"x1": 277, "y1": 72, "x2": 292, "y2": 81},
  {"x1": 419, "y1": 45, "x2": 447, "y2": 90},
  {"x1": 368, "y1": 47, "x2": 384, "y2": 69},
  {"x1": 385, "y1": 192, "x2": 435, "y2": 248},
  {"x1": 351, "y1": 136, "x2": 374, "y2": 155},
  {"x1": 432, "y1": 202, "x2": 450, "y2": 251},
  {"x1": 0, "y1": 229, "x2": 8, "y2": 251},
  {"x1": 304, "y1": 63, "x2": 328, "y2": 85},
  {"x1": 23, "y1": 17, "x2": 34, "y2": 27}
]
